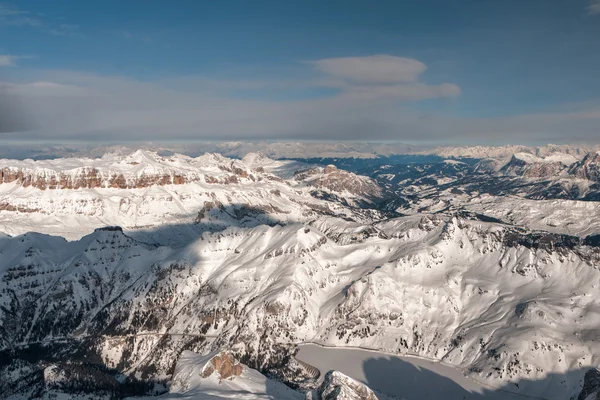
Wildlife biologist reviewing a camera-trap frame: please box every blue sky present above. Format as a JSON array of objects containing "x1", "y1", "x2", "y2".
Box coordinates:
[{"x1": 1, "y1": 0, "x2": 600, "y2": 144}]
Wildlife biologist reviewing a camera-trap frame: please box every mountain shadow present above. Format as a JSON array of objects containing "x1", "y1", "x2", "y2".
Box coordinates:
[
  {"x1": 363, "y1": 355, "x2": 592, "y2": 400},
  {"x1": 0, "y1": 204, "x2": 290, "y2": 399}
]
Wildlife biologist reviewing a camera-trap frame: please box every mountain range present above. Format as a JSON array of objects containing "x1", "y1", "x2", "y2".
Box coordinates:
[{"x1": 2, "y1": 147, "x2": 600, "y2": 400}]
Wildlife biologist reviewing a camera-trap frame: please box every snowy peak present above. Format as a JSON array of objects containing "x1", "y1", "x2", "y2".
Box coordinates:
[
  {"x1": 430, "y1": 144, "x2": 599, "y2": 160},
  {"x1": 498, "y1": 152, "x2": 581, "y2": 178},
  {"x1": 241, "y1": 151, "x2": 274, "y2": 167},
  {"x1": 0, "y1": 149, "x2": 261, "y2": 189},
  {"x1": 121, "y1": 149, "x2": 161, "y2": 164},
  {"x1": 294, "y1": 164, "x2": 384, "y2": 201},
  {"x1": 569, "y1": 152, "x2": 600, "y2": 181},
  {"x1": 241, "y1": 152, "x2": 310, "y2": 179},
  {"x1": 315, "y1": 371, "x2": 379, "y2": 400},
  {"x1": 511, "y1": 152, "x2": 542, "y2": 164},
  {"x1": 500, "y1": 154, "x2": 568, "y2": 178},
  {"x1": 542, "y1": 152, "x2": 579, "y2": 165},
  {"x1": 168, "y1": 351, "x2": 302, "y2": 399}
]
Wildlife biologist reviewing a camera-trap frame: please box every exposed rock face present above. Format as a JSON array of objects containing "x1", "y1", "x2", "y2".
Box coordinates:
[
  {"x1": 166, "y1": 350, "x2": 303, "y2": 399},
  {"x1": 569, "y1": 152, "x2": 600, "y2": 182},
  {"x1": 576, "y1": 368, "x2": 600, "y2": 400},
  {"x1": 497, "y1": 151, "x2": 600, "y2": 181},
  {"x1": 500, "y1": 154, "x2": 568, "y2": 178},
  {"x1": 294, "y1": 165, "x2": 383, "y2": 200},
  {"x1": 317, "y1": 371, "x2": 379, "y2": 400},
  {"x1": 0, "y1": 150, "x2": 258, "y2": 190},
  {"x1": 0, "y1": 167, "x2": 192, "y2": 189},
  {"x1": 0, "y1": 202, "x2": 40, "y2": 213},
  {"x1": 474, "y1": 158, "x2": 503, "y2": 173},
  {"x1": 200, "y1": 352, "x2": 244, "y2": 380}
]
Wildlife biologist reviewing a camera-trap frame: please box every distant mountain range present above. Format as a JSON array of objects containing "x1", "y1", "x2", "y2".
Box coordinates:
[{"x1": 2, "y1": 141, "x2": 600, "y2": 161}]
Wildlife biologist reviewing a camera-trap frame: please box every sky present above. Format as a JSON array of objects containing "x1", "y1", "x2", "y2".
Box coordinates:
[{"x1": 1, "y1": 0, "x2": 600, "y2": 145}]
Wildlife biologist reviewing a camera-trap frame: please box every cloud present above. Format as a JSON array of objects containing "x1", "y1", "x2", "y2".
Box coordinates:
[
  {"x1": 311, "y1": 55, "x2": 427, "y2": 84},
  {"x1": 0, "y1": 54, "x2": 29, "y2": 67},
  {"x1": 309, "y1": 55, "x2": 460, "y2": 101},
  {"x1": 0, "y1": 55, "x2": 17, "y2": 67},
  {"x1": 121, "y1": 30, "x2": 153, "y2": 43},
  {"x1": 1, "y1": 57, "x2": 596, "y2": 144},
  {"x1": 0, "y1": 3, "x2": 41, "y2": 26},
  {"x1": 0, "y1": 3, "x2": 81, "y2": 36},
  {"x1": 339, "y1": 82, "x2": 461, "y2": 101},
  {"x1": 588, "y1": 0, "x2": 600, "y2": 14},
  {"x1": 48, "y1": 24, "x2": 83, "y2": 37}
]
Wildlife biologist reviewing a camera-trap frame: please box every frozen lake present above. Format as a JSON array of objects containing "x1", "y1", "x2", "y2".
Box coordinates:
[{"x1": 296, "y1": 344, "x2": 532, "y2": 400}]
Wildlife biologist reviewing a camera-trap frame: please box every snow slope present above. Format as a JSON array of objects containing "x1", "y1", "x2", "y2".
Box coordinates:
[
  {"x1": 2, "y1": 214, "x2": 600, "y2": 399},
  {"x1": 145, "y1": 351, "x2": 302, "y2": 400}
]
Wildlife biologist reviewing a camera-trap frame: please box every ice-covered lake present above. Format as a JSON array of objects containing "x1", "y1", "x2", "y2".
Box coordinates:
[{"x1": 296, "y1": 344, "x2": 531, "y2": 400}]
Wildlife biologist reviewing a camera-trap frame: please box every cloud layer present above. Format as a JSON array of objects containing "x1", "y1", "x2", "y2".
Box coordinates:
[
  {"x1": 312, "y1": 55, "x2": 427, "y2": 84},
  {"x1": 311, "y1": 55, "x2": 460, "y2": 101},
  {"x1": 0, "y1": 55, "x2": 17, "y2": 67},
  {"x1": 0, "y1": 3, "x2": 40, "y2": 27},
  {"x1": 1, "y1": 54, "x2": 598, "y2": 144},
  {"x1": 588, "y1": 0, "x2": 600, "y2": 14}
]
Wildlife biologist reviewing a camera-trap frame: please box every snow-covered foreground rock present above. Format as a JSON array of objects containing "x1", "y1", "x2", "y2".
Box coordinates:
[
  {"x1": 131, "y1": 350, "x2": 384, "y2": 400},
  {"x1": 142, "y1": 350, "x2": 303, "y2": 400},
  {"x1": 2, "y1": 149, "x2": 600, "y2": 400}
]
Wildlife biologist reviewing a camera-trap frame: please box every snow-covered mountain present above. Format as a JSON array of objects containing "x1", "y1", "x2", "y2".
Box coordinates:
[
  {"x1": 428, "y1": 144, "x2": 600, "y2": 160},
  {"x1": 360, "y1": 150, "x2": 600, "y2": 236},
  {"x1": 0, "y1": 150, "x2": 382, "y2": 243},
  {"x1": 0, "y1": 150, "x2": 260, "y2": 189},
  {"x1": 499, "y1": 152, "x2": 575, "y2": 178},
  {"x1": 3, "y1": 213, "x2": 600, "y2": 399},
  {"x1": 569, "y1": 152, "x2": 600, "y2": 182},
  {"x1": 2, "y1": 148, "x2": 600, "y2": 400}
]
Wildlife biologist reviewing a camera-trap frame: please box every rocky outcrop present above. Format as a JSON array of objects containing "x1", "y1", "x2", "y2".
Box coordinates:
[
  {"x1": 497, "y1": 151, "x2": 600, "y2": 181},
  {"x1": 200, "y1": 352, "x2": 244, "y2": 380},
  {"x1": 0, "y1": 150, "x2": 258, "y2": 190},
  {"x1": 0, "y1": 202, "x2": 40, "y2": 213},
  {"x1": 576, "y1": 368, "x2": 600, "y2": 400},
  {"x1": 315, "y1": 371, "x2": 379, "y2": 400},
  {"x1": 499, "y1": 154, "x2": 568, "y2": 178},
  {"x1": 569, "y1": 152, "x2": 600, "y2": 182},
  {"x1": 295, "y1": 165, "x2": 383, "y2": 200},
  {"x1": 0, "y1": 166, "x2": 259, "y2": 189}
]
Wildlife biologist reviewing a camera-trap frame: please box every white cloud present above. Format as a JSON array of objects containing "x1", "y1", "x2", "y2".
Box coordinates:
[
  {"x1": 0, "y1": 3, "x2": 80, "y2": 36},
  {"x1": 588, "y1": 0, "x2": 600, "y2": 14},
  {"x1": 0, "y1": 54, "x2": 19, "y2": 67},
  {"x1": 48, "y1": 24, "x2": 83, "y2": 38},
  {"x1": 309, "y1": 55, "x2": 459, "y2": 102},
  {"x1": 1, "y1": 69, "x2": 597, "y2": 144},
  {"x1": 311, "y1": 55, "x2": 427, "y2": 84},
  {"x1": 0, "y1": 3, "x2": 41, "y2": 26},
  {"x1": 0, "y1": 54, "x2": 33, "y2": 67}
]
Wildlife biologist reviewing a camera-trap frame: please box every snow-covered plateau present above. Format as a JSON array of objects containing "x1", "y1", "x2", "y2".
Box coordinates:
[{"x1": 1, "y1": 149, "x2": 600, "y2": 400}]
